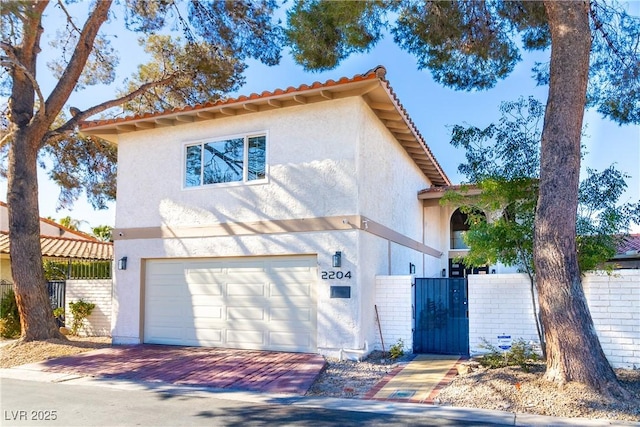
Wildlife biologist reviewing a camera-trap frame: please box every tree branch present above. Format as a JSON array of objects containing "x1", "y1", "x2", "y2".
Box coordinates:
[
  {"x1": 44, "y1": 75, "x2": 177, "y2": 142},
  {"x1": 1, "y1": 56, "x2": 47, "y2": 119},
  {"x1": 42, "y1": 0, "x2": 112, "y2": 127}
]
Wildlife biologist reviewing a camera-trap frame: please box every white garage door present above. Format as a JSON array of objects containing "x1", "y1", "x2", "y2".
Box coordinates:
[{"x1": 143, "y1": 256, "x2": 317, "y2": 353}]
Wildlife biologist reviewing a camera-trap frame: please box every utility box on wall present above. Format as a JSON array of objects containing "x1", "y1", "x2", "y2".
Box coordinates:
[{"x1": 330, "y1": 286, "x2": 351, "y2": 298}]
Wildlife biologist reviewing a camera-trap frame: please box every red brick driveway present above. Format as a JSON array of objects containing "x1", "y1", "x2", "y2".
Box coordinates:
[{"x1": 39, "y1": 345, "x2": 327, "y2": 395}]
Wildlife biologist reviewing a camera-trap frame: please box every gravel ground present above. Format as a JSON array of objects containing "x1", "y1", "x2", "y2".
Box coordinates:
[
  {"x1": 0, "y1": 336, "x2": 111, "y2": 368},
  {"x1": 2, "y1": 338, "x2": 639, "y2": 422}
]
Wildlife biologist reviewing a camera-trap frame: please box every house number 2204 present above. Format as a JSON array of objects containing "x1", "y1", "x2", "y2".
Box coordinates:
[{"x1": 321, "y1": 271, "x2": 352, "y2": 280}]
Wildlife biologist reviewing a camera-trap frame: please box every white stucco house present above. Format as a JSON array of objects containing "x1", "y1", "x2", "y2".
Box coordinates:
[{"x1": 78, "y1": 66, "x2": 499, "y2": 358}]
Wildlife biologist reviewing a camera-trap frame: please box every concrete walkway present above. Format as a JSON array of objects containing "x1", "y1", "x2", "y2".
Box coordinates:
[{"x1": 367, "y1": 354, "x2": 460, "y2": 403}]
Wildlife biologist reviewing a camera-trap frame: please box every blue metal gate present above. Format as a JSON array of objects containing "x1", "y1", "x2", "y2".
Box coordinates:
[{"x1": 413, "y1": 278, "x2": 469, "y2": 355}]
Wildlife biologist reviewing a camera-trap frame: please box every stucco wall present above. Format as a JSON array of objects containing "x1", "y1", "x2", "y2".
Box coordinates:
[
  {"x1": 468, "y1": 271, "x2": 640, "y2": 368},
  {"x1": 115, "y1": 98, "x2": 361, "y2": 229},
  {"x1": 112, "y1": 96, "x2": 436, "y2": 357},
  {"x1": 66, "y1": 279, "x2": 112, "y2": 337},
  {"x1": 354, "y1": 100, "x2": 433, "y2": 348},
  {"x1": 0, "y1": 257, "x2": 11, "y2": 283}
]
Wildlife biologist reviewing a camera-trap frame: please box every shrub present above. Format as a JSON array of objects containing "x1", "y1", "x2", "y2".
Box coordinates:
[
  {"x1": 478, "y1": 337, "x2": 540, "y2": 371},
  {"x1": 68, "y1": 300, "x2": 96, "y2": 335},
  {"x1": 389, "y1": 338, "x2": 405, "y2": 359},
  {"x1": 0, "y1": 289, "x2": 21, "y2": 338}
]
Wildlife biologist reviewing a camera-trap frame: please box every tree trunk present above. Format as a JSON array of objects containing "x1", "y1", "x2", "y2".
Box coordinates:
[
  {"x1": 8, "y1": 128, "x2": 65, "y2": 341},
  {"x1": 535, "y1": 1, "x2": 624, "y2": 398}
]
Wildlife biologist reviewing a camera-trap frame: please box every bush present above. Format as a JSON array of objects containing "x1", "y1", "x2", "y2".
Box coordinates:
[
  {"x1": 69, "y1": 300, "x2": 96, "y2": 335},
  {"x1": 0, "y1": 289, "x2": 21, "y2": 338},
  {"x1": 478, "y1": 337, "x2": 540, "y2": 371},
  {"x1": 389, "y1": 338, "x2": 405, "y2": 359}
]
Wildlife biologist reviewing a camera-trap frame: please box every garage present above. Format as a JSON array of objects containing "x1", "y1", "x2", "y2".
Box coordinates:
[{"x1": 143, "y1": 255, "x2": 318, "y2": 353}]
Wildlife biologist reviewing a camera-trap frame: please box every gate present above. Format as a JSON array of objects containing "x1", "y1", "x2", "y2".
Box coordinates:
[
  {"x1": 413, "y1": 278, "x2": 469, "y2": 355},
  {"x1": 47, "y1": 281, "x2": 66, "y2": 327}
]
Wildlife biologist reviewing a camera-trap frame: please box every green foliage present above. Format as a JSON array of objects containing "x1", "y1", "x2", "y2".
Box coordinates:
[
  {"x1": 91, "y1": 225, "x2": 113, "y2": 242},
  {"x1": 388, "y1": 338, "x2": 405, "y2": 359},
  {"x1": 477, "y1": 338, "x2": 539, "y2": 372},
  {"x1": 0, "y1": 289, "x2": 21, "y2": 338},
  {"x1": 68, "y1": 300, "x2": 96, "y2": 336},
  {"x1": 2, "y1": 0, "x2": 285, "y2": 210},
  {"x1": 286, "y1": 1, "x2": 640, "y2": 125},
  {"x1": 43, "y1": 260, "x2": 68, "y2": 281},
  {"x1": 442, "y1": 97, "x2": 639, "y2": 275},
  {"x1": 53, "y1": 307, "x2": 65, "y2": 320},
  {"x1": 43, "y1": 133, "x2": 118, "y2": 210},
  {"x1": 287, "y1": 0, "x2": 390, "y2": 71}
]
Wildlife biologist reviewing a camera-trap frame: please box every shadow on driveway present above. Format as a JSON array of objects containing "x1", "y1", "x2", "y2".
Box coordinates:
[{"x1": 39, "y1": 344, "x2": 327, "y2": 395}]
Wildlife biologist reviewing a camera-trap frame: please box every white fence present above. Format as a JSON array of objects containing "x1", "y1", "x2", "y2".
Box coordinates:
[
  {"x1": 469, "y1": 270, "x2": 640, "y2": 369},
  {"x1": 65, "y1": 279, "x2": 112, "y2": 337}
]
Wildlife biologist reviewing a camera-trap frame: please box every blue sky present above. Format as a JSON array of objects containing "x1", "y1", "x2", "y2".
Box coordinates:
[{"x1": 2, "y1": 2, "x2": 638, "y2": 233}]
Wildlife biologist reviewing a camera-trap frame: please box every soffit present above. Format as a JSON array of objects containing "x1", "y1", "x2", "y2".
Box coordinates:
[{"x1": 80, "y1": 66, "x2": 450, "y2": 187}]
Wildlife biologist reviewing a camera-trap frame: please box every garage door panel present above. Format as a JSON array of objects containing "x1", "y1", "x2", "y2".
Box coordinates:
[
  {"x1": 270, "y1": 307, "x2": 313, "y2": 322},
  {"x1": 148, "y1": 262, "x2": 186, "y2": 275},
  {"x1": 192, "y1": 306, "x2": 223, "y2": 319},
  {"x1": 187, "y1": 283, "x2": 223, "y2": 296},
  {"x1": 227, "y1": 282, "x2": 266, "y2": 296},
  {"x1": 226, "y1": 329, "x2": 265, "y2": 345},
  {"x1": 226, "y1": 262, "x2": 266, "y2": 273},
  {"x1": 269, "y1": 282, "x2": 312, "y2": 297},
  {"x1": 227, "y1": 306, "x2": 265, "y2": 320},
  {"x1": 144, "y1": 256, "x2": 317, "y2": 352},
  {"x1": 146, "y1": 284, "x2": 187, "y2": 298},
  {"x1": 269, "y1": 331, "x2": 312, "y2": 348},
  {"x1": 146, "y1": 325, "x2": 185, "y2": 341},
  {"x1": 146, "y1": 274, "x2": 186, "y2": 286}
]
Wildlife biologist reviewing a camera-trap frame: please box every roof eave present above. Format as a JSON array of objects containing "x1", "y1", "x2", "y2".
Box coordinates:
[{"x1": 80, "y1": 67, "x2": 450, "y2": 186}]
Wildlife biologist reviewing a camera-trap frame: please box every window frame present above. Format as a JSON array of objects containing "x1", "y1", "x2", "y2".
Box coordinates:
[{"x1": 182, "y1": 131, "x2": 268, "y2": 190}]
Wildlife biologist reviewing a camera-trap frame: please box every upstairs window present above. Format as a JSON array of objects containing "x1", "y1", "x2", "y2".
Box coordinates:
[{"x1": 185, "y1": 134, "x2": 266, "y2": 188}]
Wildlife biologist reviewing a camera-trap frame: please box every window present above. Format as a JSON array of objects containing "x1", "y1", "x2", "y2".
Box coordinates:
[{"x1": 185, "y1": 134, "x2": 266, "y2": 187}]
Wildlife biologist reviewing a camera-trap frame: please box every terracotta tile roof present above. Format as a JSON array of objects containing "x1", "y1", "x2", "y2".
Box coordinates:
[
  {"x1": 0, "y1": 232, "x2": 113, "y2": 260},
  {"x1": 0, "y1": 201, "x2": 99, "y2": 241},
  {"x1": 418, "y1": 184, "x2": 481, "y2": 199},
  {"x1": 617, "y1": 234, "x2": 640, "y2": 257},
  {"x1": 80, "y1": 66, "x2": 450, "y2": 187}
]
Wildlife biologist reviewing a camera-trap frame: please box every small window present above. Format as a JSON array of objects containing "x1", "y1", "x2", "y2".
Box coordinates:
[{"x1": 185, "y1": 134, "x2": 267, "y2": 188}]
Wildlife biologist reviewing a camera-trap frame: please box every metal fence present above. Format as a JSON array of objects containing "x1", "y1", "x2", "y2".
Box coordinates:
[
  {"x1": 0, "y1": 280, "x2": 66, "y2": 327},
  {"x1": 44, "y1": 258, "x2": 112, "y2": 280},
  {"x1": 0, "y1": 280, "x2": 13, "y2": 317}
]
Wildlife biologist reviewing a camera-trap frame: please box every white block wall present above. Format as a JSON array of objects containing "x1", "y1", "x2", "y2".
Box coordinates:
[
  {"x1": 65, "y1": 279, "x2": 112, "y2": 337},
  {"x1": 373, "y1": 275, "x2": 413, "y2": 354},
  {"x1": 583, "y1": 271, "x2": 640, "y2": 368},
  {"x1": 468, "y1": 274, "x2": 540, "y2": 354},
  {"x1": 469, "y1": 271, "x2": 640, "y2": 369}
]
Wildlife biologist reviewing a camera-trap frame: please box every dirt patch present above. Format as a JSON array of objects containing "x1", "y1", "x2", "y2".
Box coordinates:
[
  {"x1": 437, "y1": 362, "x2": 640, "y2": 422},
  {"x1": 0, "y1": 336, "x2": 111, "y2": 368},
  {"x1": 308, "y1": 353, "x2": 640, "y2": 422}
]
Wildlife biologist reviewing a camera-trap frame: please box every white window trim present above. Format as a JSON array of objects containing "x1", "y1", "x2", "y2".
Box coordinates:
[{"x1": 182, "y1": 131, "x2": 269, "y2": 190}]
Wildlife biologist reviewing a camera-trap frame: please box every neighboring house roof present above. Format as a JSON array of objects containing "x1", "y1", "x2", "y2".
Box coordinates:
[
  {"x1": 418, "y1": 184, "x2": 481, "y2": 199},
  {"x1": 616, "y1": 234, "x2": 640, "y2": 259},
  {"x1": 0, "y1": 231, "x2": 113, "y2": 260},
  {"x1": 80, "y1": 66, "x2": 451, "y2": 187},
  {"x1": 0, "y1": 201, "x2": 98, "y2": 241}
]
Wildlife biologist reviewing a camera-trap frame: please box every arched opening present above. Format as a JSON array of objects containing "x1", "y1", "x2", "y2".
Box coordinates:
[
  {"x1": 448, "y1": 208, "x2": 489, "y2": 278},
  {"x1": 450, "y1": 208, "x2": 472, "y2": 250}
]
